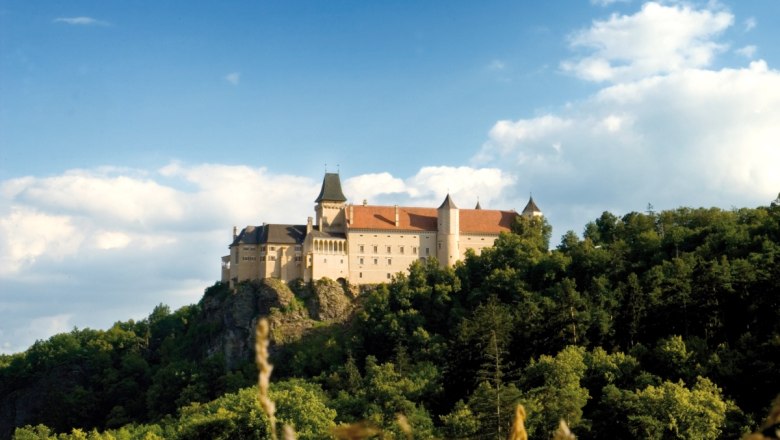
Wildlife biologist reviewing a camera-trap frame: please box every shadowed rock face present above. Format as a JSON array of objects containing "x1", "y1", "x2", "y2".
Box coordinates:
[
  {"x1": 0, "y1": 278, "x2": 356, "y2": 437},
  {"x1": 201, "y1": 278, "x2": 355, "y2": 370}
]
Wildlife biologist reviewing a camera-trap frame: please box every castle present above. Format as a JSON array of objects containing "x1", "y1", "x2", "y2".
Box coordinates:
[{"x1": 221, "y1": 173, "x2": 541, "y2": 286}]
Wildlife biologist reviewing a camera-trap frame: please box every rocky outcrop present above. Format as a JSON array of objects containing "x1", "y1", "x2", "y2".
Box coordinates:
[
  {"x1": 201, "y1": 278, "x2": 355, "y2": 370},
  {"x1": 307, "y1": 278, "x2": 355, "y2": 322}
]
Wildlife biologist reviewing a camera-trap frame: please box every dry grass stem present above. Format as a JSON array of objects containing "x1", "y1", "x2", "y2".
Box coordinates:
[
  {"x1": 282, "y1": 424, "x2": 297, "y2": 440},
  {"x1": 256, "y1": 318, "x2": 277, "y2": 440},
  {"x1": 508, "y1": 404, "x2": 528, "y2": 440},
  {"x1": 743, "y1": 395, "x2": 780, "y2": 440},
  {"x1": 331, "y1": 422, "x2": 381, "y2": 440},
  {"x1": 396, "y1": 413, "x2": 412, "y2": 439},
  {"x1": 551, "y1": 420, "x2": 575, "y2": 440}
]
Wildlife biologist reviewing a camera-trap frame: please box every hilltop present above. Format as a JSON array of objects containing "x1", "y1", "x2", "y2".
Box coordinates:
[{"x1": 3, "y1": 202, "x2": 779, "y2": 439}]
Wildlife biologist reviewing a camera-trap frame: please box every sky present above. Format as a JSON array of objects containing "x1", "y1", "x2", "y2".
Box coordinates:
[{"x1": 1, "y1": 0, "x2": 779, "y2": 354}]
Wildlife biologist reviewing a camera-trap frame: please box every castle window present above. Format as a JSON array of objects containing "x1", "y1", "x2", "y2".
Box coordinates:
[
  {"x1": 438, "y1": 242, "x2": 442, "y2": 250},
  {"x1": 386, "y1": 246, "x2": 391, "y2": 253},
  {"x1": 373, "y1": 245, "x2": 378, "y2": 253},
  {"x1": 359, "y1": 257, "x2": 364, "y2": 265},
  {"x1": 359, "y1": 272, "x2": 363, "y2": 278},
  {"x1": 387, "y1": 273, "x2": 391, "y2": 279},
  {"x1": 270, "y1": 246, "x2": 276, "y2": 251},
  {"x1": 400, "y1": 246, "x2": 405, "y2": 254},
  {"x1": 387, "y1": 258, "x2": 392, "y2": 265},
  {"x1": 412, "y1": 246, "x2": 417, "y2": 254},
  {"x1": 373, "y1": 258, "x2": 378, "y2": 265},
  {"x1": 269, "y1": 256, "x2": 276, "y2": 261},
  {"x1": 425, "y1": 247, "x2": 430, "y2": 256},
  {"x1": 359, "y1": 245, "x2": 364, "y2": 253}
]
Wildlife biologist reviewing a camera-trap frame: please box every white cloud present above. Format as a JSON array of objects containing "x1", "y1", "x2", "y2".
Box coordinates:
[
  {"x1": 53, "y1": 17, "x2": 110, "y2": 26},
  {"x1": 0, "y1": 207, "x2": 83, "y2": 275},
  {"x1": 0, "y1": 163, "x2": 519, "y2": 354},
  {"x1": 736, "y1": 45, "x2": 756, "y2": 58},
  {"x1": 744, "y1": 17, "x2": 756, "y2": 31},
  {"x1": 225, "y1": 72, "x2": 241, "y2": 85},
  {"x1": 475, "y1": 61, "x2": 780, "y2": 232},
  {"x1": 343, "y1": 167, "x2": 515, "y2": 209},
  {"x1": 562, "y1": 2, "x2": 733, "y2": 82},
  {"x1": 591, "y1": 0, "x2": 630, "y2": 6}
]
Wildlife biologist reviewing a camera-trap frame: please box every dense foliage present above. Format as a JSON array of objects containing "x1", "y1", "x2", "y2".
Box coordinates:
[{"x1": 4, "y1": 200, "x2": 780, "y2": 439}]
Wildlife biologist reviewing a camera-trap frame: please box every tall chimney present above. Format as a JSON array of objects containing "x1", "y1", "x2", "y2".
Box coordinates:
[
  {"x1": 233, "y1": 226, "x2": 237, "y2": 239},
  {"x1": 394, "y1": 205, "x2": 399, "y2": 227},
  {"x1": 306, "y1": 217, "x2": 313, "y2": 234}
]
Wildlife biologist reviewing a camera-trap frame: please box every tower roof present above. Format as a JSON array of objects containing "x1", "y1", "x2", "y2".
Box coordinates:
[
  {"x1": 522, "y1": 196, "x2": 541, "y2": 215},
  {"x1": 475, "y1": 200, "x2": 482, "y2": 210},
  {"x1": 315, "y1": 173, "x2": 347, "y2": 203},
  {"x1": 438, "y1": 194, "x2": 458, "y2": 210}
]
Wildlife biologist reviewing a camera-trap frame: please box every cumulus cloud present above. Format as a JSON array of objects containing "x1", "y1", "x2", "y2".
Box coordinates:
[
  {"x1": 0, "y1": 163, "x2": 517, "y2": 353},
  {"x1": 475, "y1": 60, "x2": 780, "y2": 235},
  {"x1": 562, "y1": 2, "x2": 733, "y2": 82},
  {"x1": 344, "y1": 167, "x2": 516, "y2": 210},
  {"x1": 53, "y1": 16, "x2": 110, "y2": 26}
]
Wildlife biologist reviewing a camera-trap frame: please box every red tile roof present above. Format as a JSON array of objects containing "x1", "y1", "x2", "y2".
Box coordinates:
[{"x1": 348, "y1": 205, "x2": 516, "y2": 234}]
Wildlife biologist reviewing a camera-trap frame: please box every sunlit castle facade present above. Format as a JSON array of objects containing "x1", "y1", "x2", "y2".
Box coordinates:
[{"x1": 221, "y1": 173, "x2": 542, "y2": 286}]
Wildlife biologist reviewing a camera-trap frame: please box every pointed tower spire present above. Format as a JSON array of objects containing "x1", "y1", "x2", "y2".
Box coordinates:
[
  {"x1": 438, "y1": 193, "x2": 458, "y2": 210},
  {"x1": 522, "y1": 195, "x2": 542, "y2": 217},
  {"x1": 315, "y1": 173, "x2": 347, "y2": 203}
]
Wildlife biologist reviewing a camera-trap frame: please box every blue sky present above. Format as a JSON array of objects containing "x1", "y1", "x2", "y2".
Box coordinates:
[{"x1": 2, "y1": 0, "x2": 779, "y2": 354}]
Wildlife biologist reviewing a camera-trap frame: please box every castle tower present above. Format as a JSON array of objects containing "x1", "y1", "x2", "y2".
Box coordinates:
[
  {"x1": 314, "y1": 172, "x2": 348, "y2": 233},
  {"x1": 437, "y1": 194, "x2": 459, "y2": 267},
  {"x1": 522, "y1": 196, "x2": 543, "y2": 218}
]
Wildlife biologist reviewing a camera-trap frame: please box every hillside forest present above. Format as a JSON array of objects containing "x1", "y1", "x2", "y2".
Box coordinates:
[{"x1": 2, "y1": 199, "x2": 780, "y2": 439}]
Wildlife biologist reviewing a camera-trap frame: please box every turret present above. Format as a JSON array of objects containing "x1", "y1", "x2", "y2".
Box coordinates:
[
  {"x1": 437, "y1": 194, "x2": 459, "y2": 267},
  {"x1": 522, "y1": 196, "x2": 543, "y2": 218},
  {"x1": 314, "y1": 173, "x2": 348, "y2": 233}
]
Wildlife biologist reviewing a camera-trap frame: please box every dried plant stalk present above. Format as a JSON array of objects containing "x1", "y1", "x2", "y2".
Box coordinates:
[
  {"x1": 508, "y1": 404, "x2": 528, "y2": 440},
  {"x1": 743, "y1": 395, "x2": 780, "y2": 440},
  {"x1": 282, "y1": 424, "x2": 297, "y2": 440},
  {"x1": 256, "y1": 318, "x2": 277, "y2": 440},
  {"x1": 331, "y1": 422, "x2": 381, "y2": 440},
  {"x1": 552, "y1": 420, "x2": 576, "y2": 440},
  {"x1": 396, "y1": 413, "x2": 412, "y2": 439}
]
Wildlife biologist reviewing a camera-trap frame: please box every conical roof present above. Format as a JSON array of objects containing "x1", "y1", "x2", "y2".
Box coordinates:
[
  {"x1": 475, "y1": 200, "x2": 482, "y2": 210},
  {"x1": 438, "y1": 194, "x2": 458, "y2": 210},
  {"x1": 315, "y1": 173, "x2": 347, "y2": 203},
  {"x1": 522, "y1": 196, "x2": 541, "y2": 215}
]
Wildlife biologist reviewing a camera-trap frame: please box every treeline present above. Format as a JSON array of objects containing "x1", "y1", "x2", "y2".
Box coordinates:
[{"x1": 4, "y1": 200, "x2": 780, "y2": 439}]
